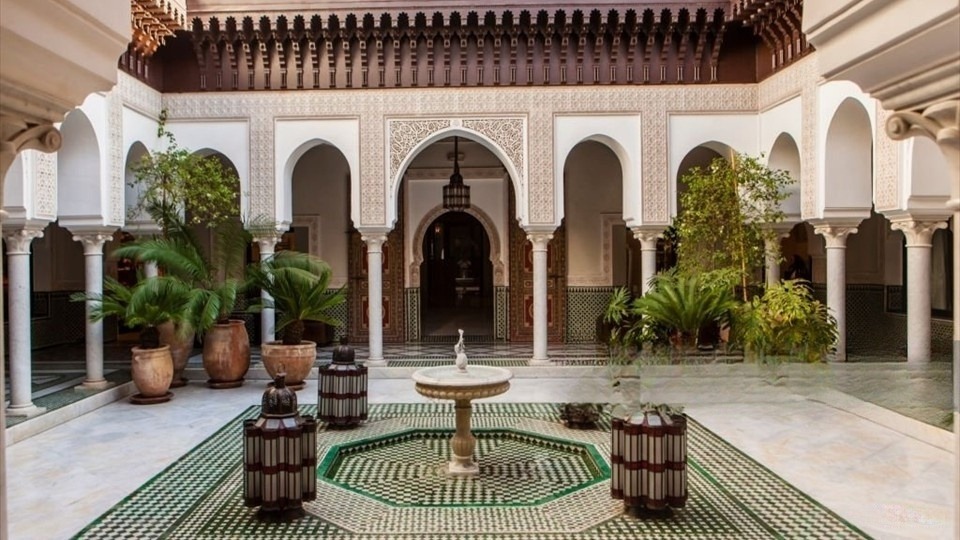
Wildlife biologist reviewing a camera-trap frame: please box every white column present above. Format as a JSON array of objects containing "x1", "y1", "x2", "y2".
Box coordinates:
[
  {"x1": 527, "y1": 232, "x2": 553, "y2": 365},
  {"x1": 3, "y1": 228, "x2": 45, "y2": 417},
  {"x1": 143, "y1": 261, "x2": 159, "y2": 278},
  {"x1": 891, "y1": 219, "x2": 948, "y2": 363},
  {"x1": 632, "y1": 229, "x2": 661, "y2": 295},
  {"x1": 362, "y1": 234, "x2": 387, "y2": 366},
  {"x1": 255, "y1": 234, "x2": 281, "y2": 345},
  {"x1": 763, "y1": 225, "x2": 793, "y2": 287},
  {"x1": 814, "y1": 225, "x2": 858, "y2": 362},
  {"x1": 73, "y1": 231, "x2": 114, "y2": 388}
]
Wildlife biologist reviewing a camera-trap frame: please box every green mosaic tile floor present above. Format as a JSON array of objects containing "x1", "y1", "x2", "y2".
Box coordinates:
[{"x1": 75, "y1": 403, "x2": 869, "y2": 539}]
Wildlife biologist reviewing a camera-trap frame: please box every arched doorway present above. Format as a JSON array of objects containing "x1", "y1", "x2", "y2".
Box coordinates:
[{"x1": 420, "y1": 211, "x2": 493, "y2": 337}]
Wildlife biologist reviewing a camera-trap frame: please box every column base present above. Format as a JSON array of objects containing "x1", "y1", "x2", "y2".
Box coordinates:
[
  {"x1": 529, "y1": 357, "x2": 553, "y2": 366},
  {"x1": 364, "y1": 359, "x2": 388, "y2": 367},
  {"x1": 446, "y1": 460, "x2": 479, "y2": 477},
  {"x1": 77, "y1": 379, "x2": 112, "y2": 390},
  {"x1": 5, "y1": 404, "x2": 46, "y2": 418}
]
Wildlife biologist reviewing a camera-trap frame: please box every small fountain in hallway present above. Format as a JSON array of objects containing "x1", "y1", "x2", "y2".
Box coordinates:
[{"x1": 412, "y1": 329, "x2": 512, "y2": 476}]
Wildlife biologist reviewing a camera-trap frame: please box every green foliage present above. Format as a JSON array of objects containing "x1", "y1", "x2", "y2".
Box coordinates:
[
  {"x1": 635, "y1": 270, "x2": 738, "y2": 345},
  {"x1": 733, "y1": 279, "x2": 838, "y2": 363},
  {"x1": 113, "y1": 217, "x2": 251, "y2": 333},
  {"x1": 129, "y1": 110, "x2": 240, "y2": 232},
  {"x1": 71, "y1": 276, "x2": 192, "y2": 349},
  {"x1": 245, "y1": 251, "x2": 346, "y2": 345},
  {"x1": 675, "y1": 153, "x2": 792, "y2": 298}
]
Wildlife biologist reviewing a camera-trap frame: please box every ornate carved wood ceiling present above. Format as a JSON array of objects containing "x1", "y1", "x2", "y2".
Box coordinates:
[{"x1": 131, "y1": 0, "x2": 186, "y2": 56}]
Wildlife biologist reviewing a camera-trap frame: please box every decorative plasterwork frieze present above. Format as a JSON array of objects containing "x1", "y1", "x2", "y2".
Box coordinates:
[
  {"x1": 388, "y1": 119, "x2": 452, "y2": 183},
  {"x1": 117, "y1": 72, "x2": 162, "y2": 118},
  {"x1": 33, "y1": 150, "x2": 57, "y2": 220},
  {"x1": 800, "y1": 57, "x2": 819, "y2": 220},
  {"x1": 873, "y1": 104, "x2": 899, "y2": 212},
  {"x1": 162, "y1": 84, "x2": 759, "y2": 228},
  {"x1": 107, "y1": 89, "x2": 124, "y2": 225}
]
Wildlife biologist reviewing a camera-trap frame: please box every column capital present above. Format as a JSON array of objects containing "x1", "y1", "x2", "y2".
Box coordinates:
[
  {"x1": 890, "y1": 219, "x2": 948, "y2": 247},
  {"x1": 1, "y1": 115, "x2": 61, "y2": 179},
  {"x1": 3, "y1": 228, "x2": 44, "y2": 254},
  {"x1": 72, "y1": 231, "x2": 115, "y2": 255},
  {"x1": 526, "y1": 232, "x2": 553, "y2": 249},
  {"x1": 253, "y1": 233, "x2": 284, "y2": 253},
  {"x1": 886, "y1": 100, "x2": 960, "y2": 145},
  {"x1": 630, "y1": 227, "x2": 663, "y2": 247},
  {"x1": 361, "y1": 234, "x2": 388, "y2": 251},
  {"x1": 814, "y1": 225, "x2": 858, "y2": 248}
]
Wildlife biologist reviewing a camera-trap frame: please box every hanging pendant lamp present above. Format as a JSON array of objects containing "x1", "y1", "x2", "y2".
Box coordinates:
[{"x1": 442, "y1": 136, "x2": 470, "y2": 210}]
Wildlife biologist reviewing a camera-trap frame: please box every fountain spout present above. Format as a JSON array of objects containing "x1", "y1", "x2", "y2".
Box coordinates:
[{"x1": 454, "y1": 329, "x2": 467, "y2": 372}]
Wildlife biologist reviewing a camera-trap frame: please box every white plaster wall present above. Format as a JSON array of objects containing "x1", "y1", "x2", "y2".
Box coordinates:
[
  {"x1": 165, "y1": 120, "x2": 250, "y2": 218},
  {"x1": 760, "y1": 97, "x2": 803, "y2": 221},
  {"x1": 846, "y1": 212, "x2": 887, "y2": 284},
  {"x1": 668, "y1": 114, "x2": 759, "y2": 220},
  {"x1": 403, "y1": 174, "x2": 507, "y2": 289},
  {"x1": 554, "y1": 114, "x2": 640, "y2": 226},
  {"x1": 564, "y1": 142, "x2": 622, "y2": 286},
  {"x1": 3, "y1": 154, "x2": 25, "y2": 217},
  {"x1": 290, "y1": 145, "x2": 351, "y2": 287},
  {"x1": 275, "y1": 118, "x2": 360, "y2": 227},
  {"x1": 57, "y1": 94, "x2": 108, "y2": 224},
  {"x1": 122, "y1": 106, "x2": 160, "y2": 157},
  {"x1": 899, "y1": 136, "x2": 953, "y2": 214},
  {"x1": 816, "y1": 80, "x2": 877, "y2": 219}
]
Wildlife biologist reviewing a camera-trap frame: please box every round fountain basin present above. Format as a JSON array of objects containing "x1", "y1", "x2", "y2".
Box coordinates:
[{"x1": 412, "y1": 366, "x2": 513, "y2": 400}]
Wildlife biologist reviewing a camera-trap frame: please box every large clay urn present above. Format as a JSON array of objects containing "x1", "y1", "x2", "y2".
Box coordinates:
[
  {"x1": 158, "y1": 322, "x2": 196, "y2": 388},
  {"x1": 130, "y1": 345, "x2": 174, "y2": 404},
  {"x1": 202, "y1": 319, "x2": 251, "y2": 388},
  {"x1": 261, "y1": 341, "x2": 317, "y2": 391}
]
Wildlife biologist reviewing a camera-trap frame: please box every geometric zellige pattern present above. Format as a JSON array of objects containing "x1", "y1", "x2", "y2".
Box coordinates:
[
  {"x1": 75, "y1": 403, "x2": 869, "y2": 539},
  {"x1": 566, "y1": 287, "x2": 615, "y2": 343}
]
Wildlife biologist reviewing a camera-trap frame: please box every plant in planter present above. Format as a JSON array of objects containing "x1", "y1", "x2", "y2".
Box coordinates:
[
  {"x1": 72, "y1": 276, "x2": 192, "y2": 404},
  {"x1": 115, "y1": 217, "x2": 252, "y2": 388},
  {"x1": 733, "y1": 279, "x2": 838, "y2": 363},
  {"x1": 631, "y1": 270, "x2": 737, "y2": 353},
  {"x1": 675, "y1": 153, "x2": 792, "y2": 301},
  {"x1": 246, "y1": 251, "x2": 346, "y2": 391},
  {"x1": 124, "y1": 110, "x2": 242, "y2": 386}
]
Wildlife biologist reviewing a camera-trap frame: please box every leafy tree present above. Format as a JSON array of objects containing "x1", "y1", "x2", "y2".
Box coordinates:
[
  {"x1": 128, "y1": 109, "x2": 240, "y2": 233},
  {"x1": 675, "y1": 153, "x2": 792, "y2": 300}
]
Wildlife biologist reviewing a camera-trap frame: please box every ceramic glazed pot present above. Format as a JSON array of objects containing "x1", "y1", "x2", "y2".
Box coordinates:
[
  {"x1": 130, "y1": 345, "x2": 174, "y2": 404},
  {"x1": 158, "y1": 322, "x2": 196, "y2": 388},
  {"x1": 202, "y1": 320, "x2": 251, "y2": 388},
  {"x1": 260, "y1": 341, "x2": 317, "y2": 391}
]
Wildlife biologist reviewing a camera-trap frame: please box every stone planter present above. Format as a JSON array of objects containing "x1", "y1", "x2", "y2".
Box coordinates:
[
  {"x1": 202, "y1": 320, "x2": 251, "y2": 388},
  {"x1": 261, "y1": 341, "x2": 317, "y2": 391},
  {"x1": 130, "y1": 345, "x2": 174, "y2": 404},
  {"x1": 158, "y1": 322, "x2": 195, "y2": 388}
]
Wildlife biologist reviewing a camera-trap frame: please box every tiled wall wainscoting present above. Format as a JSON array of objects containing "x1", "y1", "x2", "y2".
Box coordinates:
[{"x1": 565, "y1": 287, "x2": 616, "y2": 343}]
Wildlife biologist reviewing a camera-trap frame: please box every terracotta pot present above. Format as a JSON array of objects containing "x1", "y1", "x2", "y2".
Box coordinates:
[
  {"x1": 130, "y1": 345, "x2": 173, "y2": 404},
  {"x1": 261, "y1": 341, "x2": 317, "y2": 391},
  {"x1": 158, "y1": 322, "x2": 196, "y2": 388},
  {"x1": 202, "y1": 320, "x2": 251, "y2": 388}
]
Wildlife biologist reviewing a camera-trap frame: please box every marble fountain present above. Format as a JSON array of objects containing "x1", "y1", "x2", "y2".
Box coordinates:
[{"x1": 412, "y1": 330, "x2": 513, "y2": 476}]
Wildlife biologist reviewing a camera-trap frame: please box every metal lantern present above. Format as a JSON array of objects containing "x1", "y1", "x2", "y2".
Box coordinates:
[
  {"x1": 318, "y1": 337, "x2": 368, "y2": 428},
  {"x1": 610, "y1": 409, "x2": 687, "y2": 514},
  {"x1": 442, "y1": 136, "x2": 470, "y2": 211},
  {"x1": 243, "y1": 372, "x2": 317, "y2": 521}
]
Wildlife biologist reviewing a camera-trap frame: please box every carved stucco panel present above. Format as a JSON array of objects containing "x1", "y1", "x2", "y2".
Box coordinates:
[
  {"x1": 108, "y1": 89, "x2": 124, "y2": 225},
  {"x1": 248, "y1": 112, "x2": 274, "y2": 219},
  {"x1": 758, "y1": 55, "x2": 811, "y2": 111},
  {"x1": 873, "y1": 104, "x2": 899, "y2": 211},
  {"x1": 800, "y1": 56, "x2": 820, "y2": 219},
  {"x1": 118, "y1": 72, "x2": 162, "y2": 118},
  {"x1": 34, "y1": 150, "x2": 57, "y2": 219},
  {"x1": 388, "y1": 119, "x2": 451, "y2": 183}
]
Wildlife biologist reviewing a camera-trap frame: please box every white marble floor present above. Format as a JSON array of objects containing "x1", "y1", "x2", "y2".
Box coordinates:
[{"x1": 5, "y1": 364, "x2": 957, "y2": 540}]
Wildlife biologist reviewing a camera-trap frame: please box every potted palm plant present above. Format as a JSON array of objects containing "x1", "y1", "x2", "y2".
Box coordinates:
[
  {"x1": 72, "y1": 276, "x2": 191, "y2": 403},
  {"x1": 246, "y1": 251, "x2": 346, "y2": 391},
  {"x1": 115, "y1": 217, "x2": 252, "y2": 388}
]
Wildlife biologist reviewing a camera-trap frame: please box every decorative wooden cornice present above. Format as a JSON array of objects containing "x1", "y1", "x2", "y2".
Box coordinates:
[
  {"x1": 730, "y1": 0, "x2": 810, "y2": 75},
  {"x1": 151, "y1": 7, "x2": 738, "y2": 91},
  {"x1": 131, "y1": 0, "x2": 187, "y2": 57}
]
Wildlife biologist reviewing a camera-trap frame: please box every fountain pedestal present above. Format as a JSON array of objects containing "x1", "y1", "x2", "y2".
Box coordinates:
[{"x1": 412, "y1": 365, "x2": 512, "y2": 476}]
